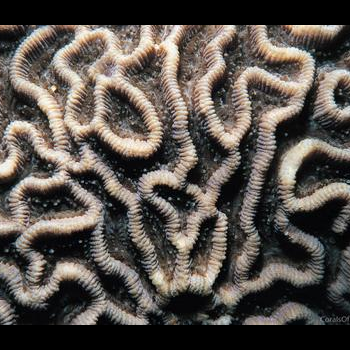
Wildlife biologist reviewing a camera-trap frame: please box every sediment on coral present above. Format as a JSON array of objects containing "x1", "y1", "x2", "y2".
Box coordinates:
[{"x1": 0, "y1": 24, "x2": 349, "y2": 325}]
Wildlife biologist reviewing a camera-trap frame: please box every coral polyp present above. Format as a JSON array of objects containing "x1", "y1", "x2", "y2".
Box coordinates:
[{"x1": 0, "y1": 25, "x2": 349, "y2": 325}]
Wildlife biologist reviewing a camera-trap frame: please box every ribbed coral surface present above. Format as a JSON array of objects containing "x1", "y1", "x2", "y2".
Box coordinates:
[{"x1": 0, "y1": 25, "x2": 349, "y2": 325}]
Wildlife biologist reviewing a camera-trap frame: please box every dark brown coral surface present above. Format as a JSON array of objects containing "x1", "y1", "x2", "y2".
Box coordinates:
[{"x1": 0, "y1": 25, "x2": 349, "y2": 326}]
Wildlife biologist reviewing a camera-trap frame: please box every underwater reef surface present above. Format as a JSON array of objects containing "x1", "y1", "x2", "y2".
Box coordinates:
[{"x1": 0, "y1": 25, "x2": 349, "y2": 325}]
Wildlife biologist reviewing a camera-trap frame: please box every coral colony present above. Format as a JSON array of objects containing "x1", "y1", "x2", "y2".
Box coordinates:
[{"x1": 0, "y1": 25, "x2": 349, "y2": 325}]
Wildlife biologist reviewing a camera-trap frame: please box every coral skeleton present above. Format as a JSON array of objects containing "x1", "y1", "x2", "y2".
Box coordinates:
[{"x1": 0, "y1": 25, "x2": 349, "y2": 325}]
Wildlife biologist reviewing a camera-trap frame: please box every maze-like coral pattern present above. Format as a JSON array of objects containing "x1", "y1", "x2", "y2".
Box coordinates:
[{"x1": 0, "y1": 25, "x2": 349, "y2": 325}]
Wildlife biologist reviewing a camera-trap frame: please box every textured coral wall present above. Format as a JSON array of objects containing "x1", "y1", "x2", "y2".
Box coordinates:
[{"x1": 0, "y1": 25, "x2": 349, "y2": 325}]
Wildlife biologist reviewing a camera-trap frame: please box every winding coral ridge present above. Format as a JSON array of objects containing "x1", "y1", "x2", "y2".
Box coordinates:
[
  {"x1": 283, "y1": 25, "x2": 348, "y2": 47},
  {"x1": 314, "y1": 70, "x2": 350, "y2": 129},
  {"x1": 0, "y1": 25, "x2": 349, "y2": 325},
  {"x1": 243, "y1": 303, "x2": 325, "y2": 325}
]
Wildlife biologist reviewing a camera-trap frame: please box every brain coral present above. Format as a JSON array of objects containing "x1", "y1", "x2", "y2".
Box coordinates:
[{"x1": 0, "y1": 25, "x2": 349, "y2": 325}]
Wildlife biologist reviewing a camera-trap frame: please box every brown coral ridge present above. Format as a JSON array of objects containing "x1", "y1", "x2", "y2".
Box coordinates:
[
  {"x1": 0, "y1": 25, "x2": 27, "y2": 38},
  {"x1": 283, "y1": 25, "x2": 349, "y2": 48},
  {"x1": 243, "y1": 302, "x2": 325, "y2": 325},
  {"x1": 0, "y1": 25, "x2": 349, "y2": 325},
  {"x1": 314, "y1": 70, "x2": 350, "y2": 129}
]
